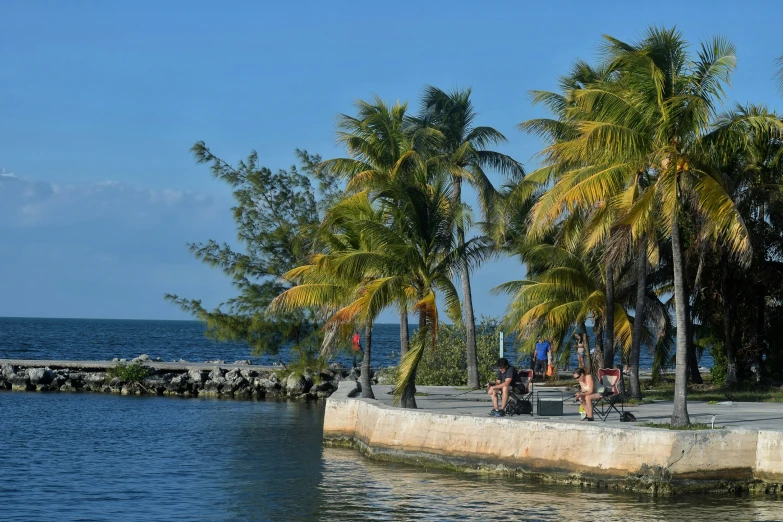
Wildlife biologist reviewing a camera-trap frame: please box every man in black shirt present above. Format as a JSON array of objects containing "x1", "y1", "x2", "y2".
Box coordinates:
[{"x1": 486, "y1": 357, "x2": 517, "y2": 417}]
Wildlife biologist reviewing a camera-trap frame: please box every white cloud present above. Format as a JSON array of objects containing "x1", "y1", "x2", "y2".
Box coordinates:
[
  {"x1": 0, "y1": 174, "x2": 222, "y2": 227},
  {"x1": 0, "y1": 173, "x2": 239, "y2": 318}
]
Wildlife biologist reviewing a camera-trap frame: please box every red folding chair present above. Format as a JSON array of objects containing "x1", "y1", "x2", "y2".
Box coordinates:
[{"x1": 593, "y1": 368, "x2": 625, "y2": 421}]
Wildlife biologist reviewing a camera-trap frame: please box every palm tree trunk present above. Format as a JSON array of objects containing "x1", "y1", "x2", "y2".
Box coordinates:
[
  {"x1": 604, "y1": 264, "x2": 615, "y2": 368},
  {"x1": 629, "y1": 245, "x2": 647, "y2": 399},
  {"x1": 360, "y1": 320, "x2": 375, "y2": 399},
  {"x1": 685, "y1": 297, "x2": 703, "y2": 385},
  {"x1": 687, "y1": 244, "x2": 705, "y2": 385},
  {"x1": 593, "y1": 319, "x2": 605, "y2": 370},
  {"x1": 670, "y1": 210, "x2": 690, "y2": 427},
  {"x1": 452, "y1": 177, "x2": 480, "y2": 389},
  {"x1": 461, "y1": 258, "x2": 480, "y2": 388},
  {"x1": 580, "y1": 322, "x2": 592, "y2": 374},
  {"x1": 755, "y1": 283, "x2": 766, "y2": 381},
  {"x1": 721, "y1": 249, "x2": 737, "y2": 385},
  {"x1": 399, "y1": 305, "x2": 409, "y2": 357},
  {"x1": 400, "y1": 311, "x2": 424, "y2": 409}
]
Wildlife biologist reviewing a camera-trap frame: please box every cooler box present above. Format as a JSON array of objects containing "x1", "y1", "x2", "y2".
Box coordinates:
[{"x1": 536, "y1": 391, "x2": 563, "y2": 416}]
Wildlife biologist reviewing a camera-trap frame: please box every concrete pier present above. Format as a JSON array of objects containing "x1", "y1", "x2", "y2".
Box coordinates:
[{"x1": 323, "y1": 382, "x2": 783, "y2": 495}]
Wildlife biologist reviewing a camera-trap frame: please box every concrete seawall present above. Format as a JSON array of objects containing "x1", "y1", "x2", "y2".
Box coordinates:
[{"x1": 323, "y1": 382, "x2": 783, "y2": 495}]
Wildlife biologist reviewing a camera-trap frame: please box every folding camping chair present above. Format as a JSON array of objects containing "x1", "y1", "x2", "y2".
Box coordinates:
[
  {"x1": 593, "y1": 368, "x2": 625, "y2": 421},
  {"x1": 503, "y1": 369, "x2": 534, "y2": 416}
]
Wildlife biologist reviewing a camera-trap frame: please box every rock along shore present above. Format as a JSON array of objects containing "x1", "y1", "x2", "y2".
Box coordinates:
[{"x1": 0, "y1": 357, "x2": 363, "y2": 400}]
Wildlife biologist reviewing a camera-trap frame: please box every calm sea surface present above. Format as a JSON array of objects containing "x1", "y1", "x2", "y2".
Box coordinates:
[
  {"x1": 0, "y1": 318, "x2": 772, "y2": 521},
  {"x1": 1, "y1": 393, "x2": 781, "y2": 521},
  {"x1": 0, "y1": 317, "x2": 709, "y2": 370}
]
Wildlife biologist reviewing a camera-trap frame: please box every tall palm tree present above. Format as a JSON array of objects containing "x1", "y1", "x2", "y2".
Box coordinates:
[
  {"x1": 519, "y1": 60, "x2": 628, "y2": 371},
  {"x1": 407, "y1": 86, "x2": 524, "y2": 388},
  {"x1": 312, "y1": 96, "x2": 488, "y2": 408}
]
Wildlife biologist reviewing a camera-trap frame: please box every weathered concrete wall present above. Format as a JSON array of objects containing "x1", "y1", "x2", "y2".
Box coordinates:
[
  {"x1": 756, "y1": 431, "x2": 783, "y2": 482},
  {"x1": 324, "y1": 381, "x2": 776, "y2": 492}
]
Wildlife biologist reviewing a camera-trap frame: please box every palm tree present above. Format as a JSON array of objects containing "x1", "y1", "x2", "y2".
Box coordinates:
[
  {"x1": 517, "y1": 28, "x2": 777, "y2": 425},
  {"x1": 540, "y1": 28, "x2": 756, "y2": 425},
  {"x1": 269, "y1": 192, "x2": 387, "y2": 399},
  {"x1": 497, "y1": 211, "x2": 676, "y2": 368},
  {"x1": 519, "y1": 60, "x2": 629, "y2": 371},
  {"x1": 704, "y1": 104, "x2": 783, "y2": 384},
  {"x1": 317, "y1": 97, "x2": 441, "y2": 363},
  {"x1": 408, "y1": 87, "x2": 525, "y2": 388},
  {"x1": 311, "y1": 96, "x2": 489, "y2": 408}
]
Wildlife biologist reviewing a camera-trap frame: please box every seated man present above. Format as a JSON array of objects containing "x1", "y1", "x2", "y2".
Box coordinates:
[
  {"x1": 573, "y1": 367, "x2": 601, "y2": 421},
  {"x1": 486, "y1": 357, "x2": 518, "y2": 417}
]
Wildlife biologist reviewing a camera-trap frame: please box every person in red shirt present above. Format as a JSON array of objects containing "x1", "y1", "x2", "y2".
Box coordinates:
[{"x1": 351, "y1": 330, "x2": 362, "y2": 368}]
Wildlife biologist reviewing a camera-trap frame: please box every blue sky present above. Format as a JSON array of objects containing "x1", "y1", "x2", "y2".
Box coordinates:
[{"x1": 1, "y1": 0, "x2": 782, "y2": 320}]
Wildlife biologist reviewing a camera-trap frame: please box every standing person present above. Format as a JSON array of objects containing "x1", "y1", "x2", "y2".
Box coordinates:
[
  {"x1": 351, "y1": 330, "x2": 362, "y2": 369},
  {"x1": 575, "y1": 333, "x2": 586, "y2": 369},
  {"x1": 533, "y1": 337, "x2": 551, "y2": 382}
]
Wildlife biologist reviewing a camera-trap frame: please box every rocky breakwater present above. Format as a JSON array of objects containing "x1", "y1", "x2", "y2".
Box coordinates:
[{"x1": 0, "y1": 360, "x2": 361, "y2": 401}]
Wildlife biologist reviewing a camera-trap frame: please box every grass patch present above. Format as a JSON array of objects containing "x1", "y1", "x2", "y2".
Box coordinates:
[
  {"x1": 639, "y1": 422, "x2": 723, "y2": 430},
  {"x1": 415, "y1": 392, "x2": 430, "y2": 397},
  {"x1": 106, "y1": 361, "x2": 149, "y2": 383},
  {"x1": 624, "y1": 398, "x2": 655, "y2": 406},
  {"x1": 641, "y1": 374, "x2": 783, "y2": 403}
]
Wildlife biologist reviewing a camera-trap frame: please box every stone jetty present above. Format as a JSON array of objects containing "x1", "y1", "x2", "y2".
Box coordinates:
[{"x1": 0, "y1": 358, "x2": 354, "y2": 400}]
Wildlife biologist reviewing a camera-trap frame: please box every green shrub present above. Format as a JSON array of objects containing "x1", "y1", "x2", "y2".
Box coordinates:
[
  {"x1": 709, "y1": 341, "x2": 728, "y2": 383},
  {"x1": 107, "y1": 361, "x2": 150, "y2": 383},
  {"x1": 414, "y1": 317, "x2": 503, "y2": 387}
]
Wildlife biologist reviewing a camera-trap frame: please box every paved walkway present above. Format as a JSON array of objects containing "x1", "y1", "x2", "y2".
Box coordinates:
[{"x1": 369, "y1": 384, "x2": 783, "y2": 432}]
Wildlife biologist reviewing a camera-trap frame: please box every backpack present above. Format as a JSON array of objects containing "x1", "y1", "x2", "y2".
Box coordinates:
[
  {"x1": 515, "y1": 399, "x2": 533, "y2": 415},
  {"x1": 620, "y1": 412, "x2": 637, "y2": 422}
]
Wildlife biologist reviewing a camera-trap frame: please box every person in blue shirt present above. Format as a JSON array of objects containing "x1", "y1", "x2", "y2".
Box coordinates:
[{"x1": 533, "y1": 337, "x2": 551, "y2": 381}]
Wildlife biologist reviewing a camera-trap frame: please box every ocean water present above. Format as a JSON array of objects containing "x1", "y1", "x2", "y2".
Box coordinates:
[
  {"x1": 1, "y1": 393, "x2": 781, "y2": 521},
  {"x1": 0, "y1": 317, "x2": 770, "y2": 521},
  {"x1": 0, "y1": 317, "x2": 710, "y2": 370}
]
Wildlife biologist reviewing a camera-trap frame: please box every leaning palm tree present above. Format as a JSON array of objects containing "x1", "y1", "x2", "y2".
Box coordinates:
[
  {"x1": 408, "y1": 87, "x2": 525, "y2": 388},
  {"x1": 279, "y1": 172, "x2": 483, "y2": 408},
  {"x1": 318, "y1": 96, "x2": 442, "y2": 362},
  {"x1": 384, "y1": 173, "x2": 490, "y2": 407},
  {"x1": 269, "y1": 192, "x2": 387, "y2": 399},
  {"x1": 498, "y1": 217, "x2": 632, "y2": 364},
  {"x1": 519, "y1": 60, "x2": 630, "y2": 369}
]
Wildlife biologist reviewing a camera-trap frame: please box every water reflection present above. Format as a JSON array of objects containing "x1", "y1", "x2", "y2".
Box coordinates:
[{"x1": 315, "y1": 449, "x2": 783, "y2": 522}]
